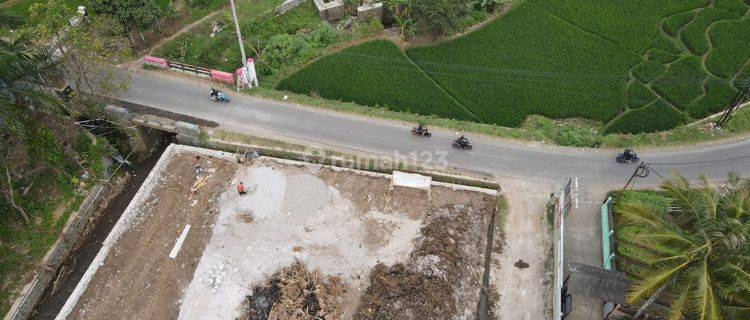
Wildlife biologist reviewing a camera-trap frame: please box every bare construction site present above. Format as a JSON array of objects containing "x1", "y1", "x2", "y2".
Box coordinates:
[{"x1": 52, "y1": 144, "x2": 551, "y2": 319}]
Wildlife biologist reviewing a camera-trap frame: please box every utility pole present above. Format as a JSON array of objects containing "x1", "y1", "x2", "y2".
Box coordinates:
[
  {"x1": 228, "y1": 0, "x2": 257, "y2": 88},
  {"x1": 715, "y1": 79, "x2": 749, "y2": 128},
  {"x1": 617, "y1": 162, "x2": 648, "y2": 199}
]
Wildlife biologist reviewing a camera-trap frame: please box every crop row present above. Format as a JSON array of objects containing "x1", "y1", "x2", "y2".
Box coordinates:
[
  {"x1": 680, "y1": 7, "x2": 738, "y2": 55},
  {"x1": 277, "y1": 40, "x2": 470, "y2": 120},
  {"x1": 688, "y1": 76, "x2": 738, "y2": 118},
  {"x1": 529, "y1": 0, "x2": 705, "y2": 52},
  {"x1": 406, "y1": 2, "x2": 639, "y2": 126},
  {"x1": 605, "y1": 100, "x2": 686, "y2": 134},
  {"x1": 715, "y1": 0, "x2": 748, "y2": 15},
  {"x1": 705, "y1": 17, "x2": 750, "y2": 78},
  {"x1": 651, "y1": 56, "x2": 706, "y2": 108},
  {"x1": 627, "y1": 81, "x2": 657, "y2": 108},
  {"x1": 662, "y1": 11, "x2": 695, "y2": 36}
]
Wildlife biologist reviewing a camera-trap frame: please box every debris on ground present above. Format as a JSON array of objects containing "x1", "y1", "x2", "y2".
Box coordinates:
[
  {"x1": 242, "y1": 261, "x2": 346, "y2": 320},
  {"x1": 354, "y1": 205, "x2": 488, "y2": 319}
]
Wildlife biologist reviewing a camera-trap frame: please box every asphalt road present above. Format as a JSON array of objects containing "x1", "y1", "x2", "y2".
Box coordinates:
[{"x1": 123, "y1": 70, "x2": 750, "y2": 188}]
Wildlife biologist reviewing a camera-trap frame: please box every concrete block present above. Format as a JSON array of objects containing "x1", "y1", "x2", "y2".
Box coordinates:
[
  {"x1": 357, "y1": 2, "x2": 383, "y2": 22},
  {"x1": 174, "y1": 121, "x2": 200, "y2": 137},
  {"x1": 314, "y1": 0, "x2": 346, "y2": 22},
  {"x1": 176, "y1": 134, "x2": 200, "y2": 146},
  {"x1": 276, "y1": 0, "x2": 305, "y2": 13},
  {"x1": 104, "y1": 105, "x2": 131, "y2": 123}
]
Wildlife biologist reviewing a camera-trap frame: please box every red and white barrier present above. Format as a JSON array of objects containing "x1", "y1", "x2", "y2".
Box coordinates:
[
  {"x1": 143, "y1": 55, "x2": 169, "y2": 68},
  {"x1": 210, "y1": 70, "x2": 235, "y2": 84}
]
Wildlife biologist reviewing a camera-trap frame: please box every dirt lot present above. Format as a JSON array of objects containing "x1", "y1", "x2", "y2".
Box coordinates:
[
  {"x1": 489, "y1": 177, "x2": 554, "y2": 320},
  {"x1": 62, "y1": 147, "x2": 498, "y2": 320},
  {"x1": 68, "y1": 152, "x2": 237, "y2": 319}
]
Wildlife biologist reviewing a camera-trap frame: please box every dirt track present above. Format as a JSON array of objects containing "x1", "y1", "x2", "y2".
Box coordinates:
[{"x1": 68, "y1": 153, "x2": 236, "y2": 319}]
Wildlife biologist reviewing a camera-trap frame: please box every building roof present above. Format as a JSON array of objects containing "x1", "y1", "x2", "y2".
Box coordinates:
[{"x1": 567, "y1": 262, "x2": 629, "y2": 305}]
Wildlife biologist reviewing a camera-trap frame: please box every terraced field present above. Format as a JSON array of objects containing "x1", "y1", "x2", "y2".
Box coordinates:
[{"x1": 279, "y1": 0, "x2": 750, "y2": 133}]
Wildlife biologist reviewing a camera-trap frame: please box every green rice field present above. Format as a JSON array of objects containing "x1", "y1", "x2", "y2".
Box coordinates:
[{"x1": 279, "y1": 0, "x2": 750, "y2": 133}]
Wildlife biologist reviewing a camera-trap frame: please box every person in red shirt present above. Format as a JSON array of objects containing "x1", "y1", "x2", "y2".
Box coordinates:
[{"x1": 237, "y1": 182, "x2": 247, "y2": 195}]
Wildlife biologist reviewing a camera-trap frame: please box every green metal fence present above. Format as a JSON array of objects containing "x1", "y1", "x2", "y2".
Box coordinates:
[{"x1": 602, "y1": 197, "x2": 615, "y2": 270}]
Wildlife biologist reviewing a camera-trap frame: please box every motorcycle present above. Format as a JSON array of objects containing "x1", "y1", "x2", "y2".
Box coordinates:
[
  {"x1": 616, "y1": 149, "x2": 639, "y2": 163},
  {"x1": 452, "y1": 136, "x2": 473, "y2": 150},
  {"x1": 411, "y1": 125, "x2": 431, "y2": 137},
  {"x1": 211, "y1": 91, "x2": 230, "y2": 103}
]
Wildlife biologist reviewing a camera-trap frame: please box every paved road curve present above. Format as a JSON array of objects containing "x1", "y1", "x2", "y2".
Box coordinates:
[{"x1": 124, "y1": 70, "x2": 750, "y2": 187}]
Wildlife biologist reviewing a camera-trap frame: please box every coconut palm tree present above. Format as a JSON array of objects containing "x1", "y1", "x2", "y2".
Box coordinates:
[
  {"x1": 1, "y1": 11, "x2": 64, "y2": 224},
  {"x1": 0, "y1": 16, "x2": 63, "y2": 136},
  {"x1": 617, "y1": 173, "x2": 750, "y2": 320}
]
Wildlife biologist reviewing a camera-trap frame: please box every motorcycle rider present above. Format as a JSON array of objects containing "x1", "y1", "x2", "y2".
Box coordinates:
[
  {"x1": 210, "y1": 87, "x2": 219, "y2": 100},
  {"x1": 457, "y1": 135, "x2": 469, "y2": 146},
  {"x1": 623, "y1": 148, "x2": 637, "y2": 160},
  {"x1": 416, "y1": 123, "x2": 427, "y2": 134}
]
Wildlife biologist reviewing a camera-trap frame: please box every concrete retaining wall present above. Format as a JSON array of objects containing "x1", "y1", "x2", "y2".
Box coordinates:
[
  {"x1": 4, "y1": 184, "x2": 109, "y2": 320},
  {"x1": 54, "y1": 145, "x2": 238, "y2": 319}
]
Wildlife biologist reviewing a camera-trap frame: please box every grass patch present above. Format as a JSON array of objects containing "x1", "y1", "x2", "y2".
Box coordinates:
[
  {"x1": 705, "y1": 17, "x2": 750, "y2": 79},
  {"x1": 651, "y1": 56, "x2": 706, "y2": 108},
  {"x1": 155, "y1": 0, "x2": 345, "y2": 81},
  {"x1": 605, "y1": 100, "x2": 686, "y2": 134}
]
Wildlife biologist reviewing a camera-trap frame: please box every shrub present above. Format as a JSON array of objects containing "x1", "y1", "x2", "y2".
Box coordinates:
[
  {"x1": 353, "y1": 17, "x2": 385, "y2": 37},
  {"x1": 605, "y1": 100, "x2": 686, "y2": 134},
  {"x1": 552, "y1": 125, "x2": 602, "y2": 148},
  {"x1": 688, "y1": 76, "x2": 738, "y2": 118},
  {"x1": 632, "y1": 60, "x2": 666, "y2": 83},
  {"x1": 662, "y1": 11, "x2": 695, "y2": 36},
  {"x1": 626, "y1": 81, "x2": 657, "y2": 108},
  {"x1": 277, "y1": 40, "x2": 470, "y2": 119},
  {"x1": 261, "y1": 34, "x2": 318, "y2": 75},
  {"x1": 705, "y1": 17, "x2": 750, "y2": 78},
  {"x1": 645, "y1": 48, "x2": 679, "y2": 64},
  {"x1": 651, "y1": 56, "x2": 706, "y2": 107},
  {"x1": 715, "y1": 0, "x2": 748, "y2": 15},
  {"x1": 617, "y1": 190, "x2": 671, "y2": 212},
  {"x1": 680, "y1": 8, "x2": 738, "y2": 55},
  {"x1": 307, "y1": 22, "x2": 343, "y2": 48}
]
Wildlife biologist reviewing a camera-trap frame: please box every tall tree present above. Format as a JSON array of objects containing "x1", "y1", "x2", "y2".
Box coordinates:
[
  {"x1": 410, "y1": 0, "x2": 467, "y2": 35},
  {"x1": 30, "y1": 2, "x2": 131, "y2": 97},
  {"x1": 617, "y1": 173, "x2": 750, "y2": 319},
  {"x1": 89, "y1": 0, "x2": 161, "y2": 42}
]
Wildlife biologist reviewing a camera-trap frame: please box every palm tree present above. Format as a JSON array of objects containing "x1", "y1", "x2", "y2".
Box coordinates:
[
  {"x1": 617, "y1": 173, "x2": 750, "y2": 320},
  {"x1": 1, "y1": 11, "x2": 64, "y2": 223}
]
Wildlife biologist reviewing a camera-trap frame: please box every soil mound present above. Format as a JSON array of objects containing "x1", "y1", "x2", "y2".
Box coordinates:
[{"x1": 243, "y1": 262, "x2": 346, "y2": 320}]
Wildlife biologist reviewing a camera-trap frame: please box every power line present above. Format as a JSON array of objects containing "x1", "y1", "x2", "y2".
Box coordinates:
[{"x1": 647, "y1": 153, "x2": 750, "y2": 166}]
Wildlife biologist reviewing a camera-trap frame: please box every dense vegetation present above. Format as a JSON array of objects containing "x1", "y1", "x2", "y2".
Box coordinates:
[
  {"x1": 613, "y1": 175, "x2": 750, "y2": 319},
  {"x1": 0, "y1": 4, "x2": 129, "y2": 313},
  {"x1": 278, "y1": 0, "x2": 750, "y2": 134}
]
